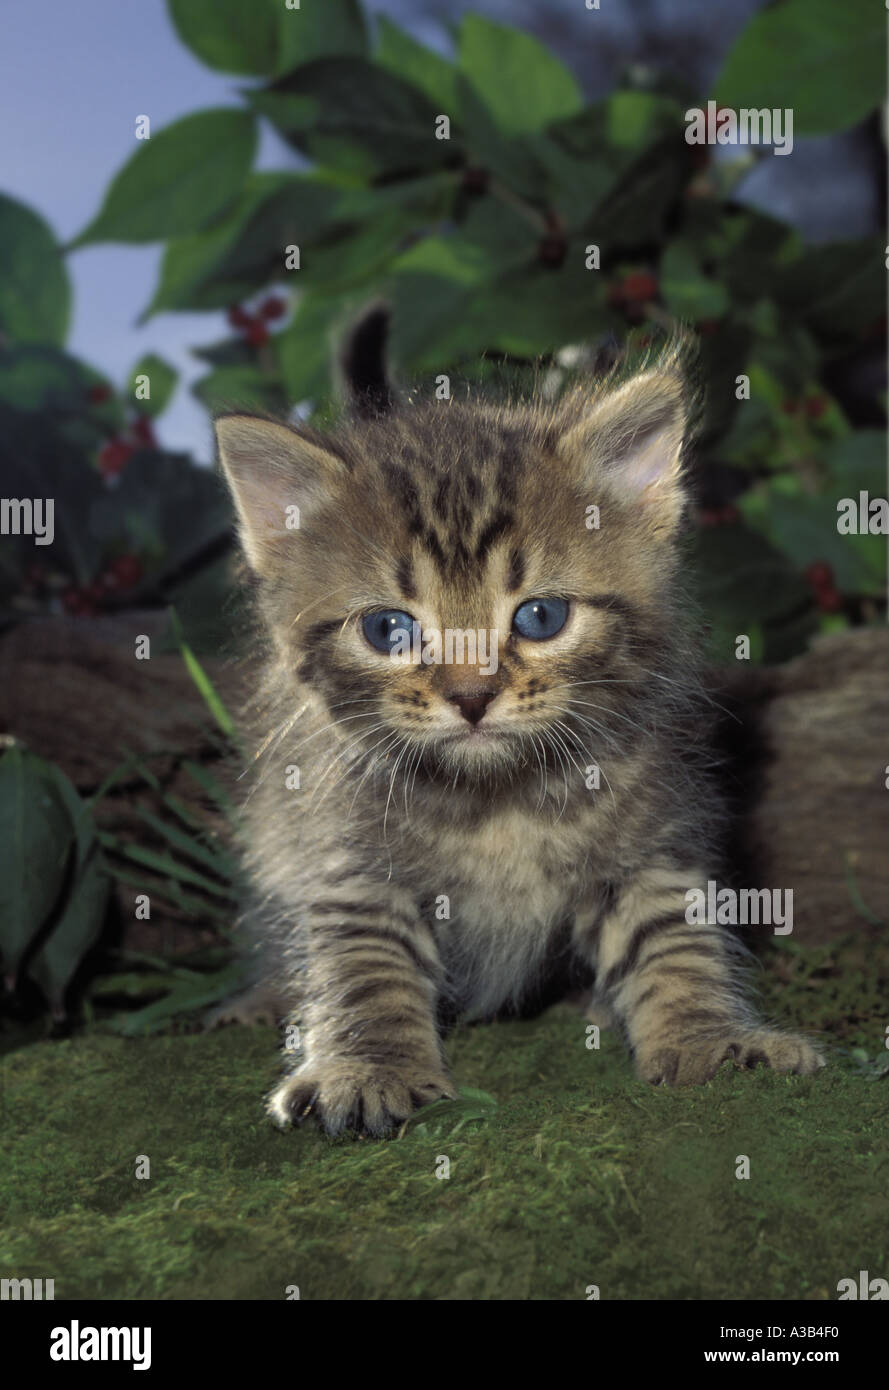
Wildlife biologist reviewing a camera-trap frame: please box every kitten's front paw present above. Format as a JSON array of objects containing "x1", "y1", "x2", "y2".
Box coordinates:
[
  {"x1": 636, "y1": 1027, "x2": 825, "y2": 1087},
  {"x1": 267, "y1": 1059, "x2": 457, "y2": 1137}
]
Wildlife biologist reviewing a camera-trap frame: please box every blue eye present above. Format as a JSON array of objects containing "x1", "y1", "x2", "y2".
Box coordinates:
[
  {"x1": 512, "y1": 598, "x2": 569, "y2": 640},
  {"x1": 362, "y1": 609, "x2": 415, "y2": 653}
]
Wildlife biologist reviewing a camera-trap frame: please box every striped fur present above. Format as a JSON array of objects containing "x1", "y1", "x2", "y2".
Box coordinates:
[{"x1": 214, "y1": 349, "x2": 823, "y2": 1136}]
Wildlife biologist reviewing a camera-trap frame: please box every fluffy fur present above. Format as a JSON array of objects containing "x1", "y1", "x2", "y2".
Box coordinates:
[{"x1": 214, "y1": 342, "x2": 822, "y2": 1136}]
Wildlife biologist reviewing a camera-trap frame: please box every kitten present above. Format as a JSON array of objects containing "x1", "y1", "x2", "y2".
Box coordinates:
[{"x1": 214, "y1": 339, "x2": 823, "y2": 1136}]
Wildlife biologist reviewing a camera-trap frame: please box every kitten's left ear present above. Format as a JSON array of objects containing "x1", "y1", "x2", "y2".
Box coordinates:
[
  {"x1": 557, "y1": 367, "x2": 691, "y2": 534},
  {"x1": 215, "y1": 414, "x2": 347, "y2": 576}
]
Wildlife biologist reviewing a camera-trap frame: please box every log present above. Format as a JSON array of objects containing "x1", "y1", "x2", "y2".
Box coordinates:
[
  {"x1": 0, "y1": 615, "x2": 885, "y2": 947},
  {"x1": 715, "y1": 628, "x2": 889, "y2": 944}
]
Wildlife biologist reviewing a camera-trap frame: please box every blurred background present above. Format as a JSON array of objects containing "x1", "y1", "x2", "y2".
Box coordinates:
[
  {"x1": 0, "y1": 0, "x2": 886, "y2": 1028},
  {"x1": 2, "y1": 0, "x2": 884, "y2": 455},
  {"x1": 1, "y1": 5, "x2": 887, "y2": 1305}
]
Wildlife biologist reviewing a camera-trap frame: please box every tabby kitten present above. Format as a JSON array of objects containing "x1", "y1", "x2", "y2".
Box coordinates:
[{"x1": 215, "y1": 342, "x2": 822, "y2": 1136}]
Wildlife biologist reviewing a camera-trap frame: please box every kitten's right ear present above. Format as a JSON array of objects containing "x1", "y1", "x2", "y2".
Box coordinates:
[{"x1": 215, "y1": 415, "x2": 345, "y2": 576}]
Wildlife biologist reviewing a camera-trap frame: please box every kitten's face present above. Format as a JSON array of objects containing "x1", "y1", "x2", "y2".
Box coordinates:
[{"x1": 217, "y1": 363, "x2": 689, "y2": 785}]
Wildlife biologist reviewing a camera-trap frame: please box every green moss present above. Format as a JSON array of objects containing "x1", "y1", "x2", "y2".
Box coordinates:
[{"x1": 1, "y1": 936, "x2": 887, "y2": 1300}]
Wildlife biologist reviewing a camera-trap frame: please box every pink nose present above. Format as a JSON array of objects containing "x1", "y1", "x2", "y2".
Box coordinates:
[{"x1": 447, "y1": 690, "x2": 497, "y2": 725}]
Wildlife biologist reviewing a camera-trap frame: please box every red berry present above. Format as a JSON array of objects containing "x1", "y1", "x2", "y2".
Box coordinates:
[
  {"x1": 804, "y1": 395, "x2": 827, "y2": 420},
  {"x1": 538, "y1": 234, "x2": 566, "y2": 268},
  {"x1": 110, "y1": 554, "x2": 144, "y2": 589},
  {"x1": 245, "y1": 319, "x2": 269, "y2": 347},
  {"x1": 131, "y1": 415, "x2": 157, "y2": 447},
  {"x1": 621, "y1": 272, "x2": 658, "y2": 305},
  {"x1": 816, "y1": 586, "x2": 842, "y2": 613},
  {"x1": 227, "y1": 305, "x2": 251, "y2": 329},
  {"x1": 805, "y1": 561, "x2": 833, "y2": 588},
  {"x1": 259, "y1": 295, "x2": 287, "y2": 322},
  {"x1": 88, "y1": 384, "x2": 112, "y2": 404},
  {"x1": 462, "y1": 166, "x2": 489, "y2": 195},
  {"x1": 98, "y1": 439, "x2": 133, "y2": 477}
]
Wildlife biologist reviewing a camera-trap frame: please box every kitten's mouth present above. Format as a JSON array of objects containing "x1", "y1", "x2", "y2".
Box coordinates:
[{"x1": 437, "y1": 725, "x2": 513, "y2": 744}]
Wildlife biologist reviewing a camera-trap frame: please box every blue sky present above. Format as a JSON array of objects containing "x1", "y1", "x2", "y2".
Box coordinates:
[{"x1": 4, "y1": 2, "x2": 310, "y2": 460}]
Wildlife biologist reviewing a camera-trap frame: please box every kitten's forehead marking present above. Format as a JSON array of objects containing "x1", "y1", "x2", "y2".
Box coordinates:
[{"x1": 378, "y1": 427, "x2": 526, "y2": 582}]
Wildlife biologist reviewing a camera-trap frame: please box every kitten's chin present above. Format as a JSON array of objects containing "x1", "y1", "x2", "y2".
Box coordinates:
[{"x1": 429, "y1": 726, "x2": 521, "y2": 778}]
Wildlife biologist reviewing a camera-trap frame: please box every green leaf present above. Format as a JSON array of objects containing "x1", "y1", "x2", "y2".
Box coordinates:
[
  {"x1": 27, "y1": 849, "x2": 110, "y2": 1011},
  {"x1": 605, "y1": 91, "x2": 684, "y2": 149},
  {"x1": 824, "y1": 430, "x2": 888, "y2": 492},
  {"x1": 167, "y1": 0, "x2": 281, "y2": 75},
  {"x1": 455, "y1": 76, "x2": 548, "y2": 199},
  {"x1": 392, "y1": 233, "x2": 495, "y2": 287},
  {"x1": 183, "y1": 761, "x2": 237, "y2": 819},
  {"x1": 0, "y1": 194, "x2": 71, "y2": 345},
  {"x1": 275, "y1": 293, "x2": 348, "y2": 403},
  {"x1": 761, "y1": 490, "x2": 884, "y2": 594},
  {"x1": 458, "y1": 15, "x2": 581, "y2": 134},
  {"x1": 0, "y1": 747, "x2": 73, "y2": 976},
  {"x1": 689, "y1": 521, "x2": 810, "y2": 626},
  {"x1": 141, "y1": 173, "x2": 293, "y2": 315},
  {"x1": 0, "y1": 346, "x2": 90, "y2": 412},
  {"x1": 192, "y1": 337, "x2": 256, "y2": 369},
  {"x1": 542, "y1": 94, "x2": 684, "y2": 229},
  {"x1": 660, "y1": 242, "x2": 729, "y2": 321},
  {"x1": 714, "y1": 0, "x2": 885, "y2": 136},
  {"x1": 127, "y1": 353, "x2": 178, "y2": 418},
  {"x1": 398, "y1": 1085, "x2": 498, "y2": 1138},
  {"x1": 375, "y1": 16, "x2": 460, "y2": 113},
  {"x1": 169, "y1": 606, "x2": 238, "y2": 742},
  {"x1": 248, "y1": 58, "x2": 453, "y2": 178},
  {"x1": 705, "y1": 209, "x2": 799, "y2": 303},
  {"x1": 774, "y1": 239, "x2": 884, "y2": 341},
  {"x1": 46, "y1": 761, "x2": 96, "y2": 873},
  {"x1": 110, "y1": 962, "x2": 246, "y2": 1036},
  {"x1": 588, "y1": 135, "x2": 687, "y2": 248},
  {"x1": 71, "y1": 108, "x2": 257, "y2": 247},
  {"x1": 97, "y1": 832, "x2": 235, "y2": 899},
  {"x1": 129, "y1": 806, "x2": 235, "y2": 879},
  {"x1": 104, "y1": 865, "x2": 233, "y2": 925},
  {"x1": 192, "y1": 364, "x2": 287, "y2": 416},
  {"x1": 277, "y1": 0, "x2": 368, "y2": 72},
  {"x1": 197, "y1": 175, "x2": 341, "y2": 289}
]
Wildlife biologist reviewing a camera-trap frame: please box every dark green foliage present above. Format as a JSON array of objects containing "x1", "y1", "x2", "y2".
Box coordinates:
[
  {"x1": 1, "y1": 2, "x2": 885, "y2": 654},
  {"x1": 0, "y1": 745, "x2": 109, "y2": 1012}
]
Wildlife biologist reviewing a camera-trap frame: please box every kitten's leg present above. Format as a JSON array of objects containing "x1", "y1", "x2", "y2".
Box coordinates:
[
  {"x1": 580, "y1": 867, "x2": 824, "y2": 1085},
  {"x1": 267, "y1": 887, "x2": 455, "y2": 1135}
]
